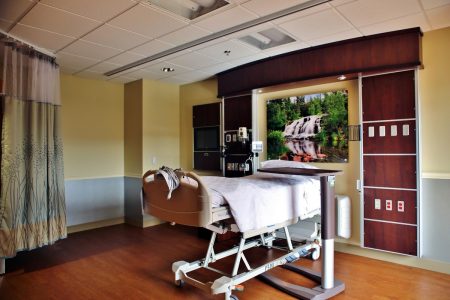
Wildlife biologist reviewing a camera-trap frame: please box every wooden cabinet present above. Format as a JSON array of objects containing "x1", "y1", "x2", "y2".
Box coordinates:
[
  {"x1": 193, "y1": 102, "x2": 221, "y2": 171},
  {"x1": 224, "y1": 95, "x2": 252, "y2": 131},
  {"x1": 361, "y1": 70, "x2": 419, "y2": 256}
]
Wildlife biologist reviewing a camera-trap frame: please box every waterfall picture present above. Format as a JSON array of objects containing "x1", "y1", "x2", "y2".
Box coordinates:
[{"x1": 267, "y1": 90, "x2": 348, "y2": 163}]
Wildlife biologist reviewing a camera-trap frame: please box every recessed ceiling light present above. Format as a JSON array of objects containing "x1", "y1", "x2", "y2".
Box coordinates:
[
  {"x1": 224, "y1": 50, "x2": 231, "y2": 56},
  {"x1": 337, "y1": 75, "x2": 346, "y2": 81},
  {"x1": 145, "y1": 0, "x2": 229, "y2": 20},
  {"x1": 162, "y1": 67, "x2": 175, "y2": 72},
  {"x1": 258, "y1": 89, "x2": 263, "y2": 93}
]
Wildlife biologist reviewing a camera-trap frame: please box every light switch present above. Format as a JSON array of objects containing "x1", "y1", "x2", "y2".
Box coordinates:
[
  {"x1": 403, "y1": 124, "x2": 410, "y2": 136},
  {"x1": 386, "y1": 199, "x2": 392, "y2": 211},
  {"x1": 379, "y1": 126, "x2": 385, "y2": 137},
  {"x1": 391, "y1": 125, "x2": 397, "y2": 136},
  {"x1": 374, "y1": 198, "x2": 381, "y2": 210},
  {"x1": 368, "y1": 126, "x2": 375, "y2": 137}
]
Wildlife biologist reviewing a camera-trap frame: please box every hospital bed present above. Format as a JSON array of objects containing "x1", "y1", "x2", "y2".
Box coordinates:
[{"x1": 142, "y1": 163, "x2": 345, "y2": 300}]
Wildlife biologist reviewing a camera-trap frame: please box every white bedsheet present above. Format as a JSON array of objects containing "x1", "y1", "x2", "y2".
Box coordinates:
[{"x1": 202, "y1": 172, "x2": 321, "y2": 232}]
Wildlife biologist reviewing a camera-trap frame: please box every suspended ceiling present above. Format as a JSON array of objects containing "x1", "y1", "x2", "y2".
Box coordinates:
[{"x1": 0, "y1": 0, "x2": 449, "y2": 85}]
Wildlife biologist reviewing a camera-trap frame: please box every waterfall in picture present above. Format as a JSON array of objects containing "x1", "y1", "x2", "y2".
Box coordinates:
[{"x1": 283, "y1": 115, "x2": 324, "y2": 140}]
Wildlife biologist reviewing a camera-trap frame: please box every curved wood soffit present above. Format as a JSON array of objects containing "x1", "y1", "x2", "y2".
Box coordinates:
[{"x1": 217, "y1": 27, "x2": 423, "y2": 97}]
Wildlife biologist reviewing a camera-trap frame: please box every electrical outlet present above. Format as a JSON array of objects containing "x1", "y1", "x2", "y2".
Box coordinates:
[
  {"x1": 397, "y1": 200, "x2": 404, "y2": 212},
  {"x1": 386, "y1": 199, "x2": 392, "y2": 211}
]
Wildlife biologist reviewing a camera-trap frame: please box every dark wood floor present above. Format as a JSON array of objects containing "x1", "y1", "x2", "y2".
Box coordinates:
[{"x1": 1, "y1": 224, "x2": 449, "y2": 300}]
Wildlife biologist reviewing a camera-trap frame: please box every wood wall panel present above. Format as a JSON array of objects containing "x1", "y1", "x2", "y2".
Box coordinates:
[
  {"x1": 364, "y1": 188, "x2": 417, "y2": 224},
  {"x1": 363, "y1": 120, "x2": 416, "y2": 154},
  {"x1": 193, "y1": 103, "x2": 220, "y2": 127},
  {"x1": 364, "y1": 221, "x2": 417, "y2": 256},
  {"x1": 218, "y1": 28, "x2": 422, "y2": 96},
  {"x1": 362, "y1": 70, "x2": 415, "y2": 121},
  {"x1": 363, "y1": 156, "x2": 416, "y2": 189},
  {"x1": 194, "y1": 152, "x2": 221, "y2": 170},
  {"x1": 224, "y1": 95, "x2": 252, "y2": 131}
]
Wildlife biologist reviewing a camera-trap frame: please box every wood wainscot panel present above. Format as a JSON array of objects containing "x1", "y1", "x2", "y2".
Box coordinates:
[
  {"x1": 362, "y1": 70, "x2": 416, "y2": 121},
  {"x1": 364, "y1": 188, "x2": 417, "y2": 224},
  {"x1": 194, "y1": 152, "x2": 221, "y2": 170},
  {"x1": 363, "y1": 120, "x2": 416, "y2": 154},
  {"x1": 364, "y1": 155, "x2": 416, "y2": 189},
  {"x1": 364, "y1": 220, "x2": 417, "y2": 255},
  {"x1": 224, "y1": 95, "x2": 252, "y2": 131},
  {"x1": 218, "y1": 28, "x2": 422, "y2": 97}
]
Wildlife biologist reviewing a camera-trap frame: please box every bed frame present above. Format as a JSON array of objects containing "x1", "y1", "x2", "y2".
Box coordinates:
[{"x1": 142, "y1": 168, "x2": 344, "y2": 300}]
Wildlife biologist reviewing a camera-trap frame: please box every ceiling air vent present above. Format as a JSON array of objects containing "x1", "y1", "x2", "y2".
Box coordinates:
[
  {"x1": 239, "y1": 28, "x2": 296, "y2": 50},
  {"x1": 146, "y1": 0, "x2": 229, "y2": 20}
]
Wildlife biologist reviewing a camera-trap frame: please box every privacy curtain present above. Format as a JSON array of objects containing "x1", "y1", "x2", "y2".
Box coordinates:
[{"x1": 0, "y1": 39, "x2": 66, "y2": 258}]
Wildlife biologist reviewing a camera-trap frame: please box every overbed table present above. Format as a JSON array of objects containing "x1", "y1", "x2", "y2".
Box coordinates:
[{"x1": 257, "y1": 167, "x2": 345, "y2": 299}]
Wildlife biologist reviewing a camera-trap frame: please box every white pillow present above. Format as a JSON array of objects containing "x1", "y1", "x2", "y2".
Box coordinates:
[{"x1": 260, "y1": 159, "x2": 318, "y2": 169}]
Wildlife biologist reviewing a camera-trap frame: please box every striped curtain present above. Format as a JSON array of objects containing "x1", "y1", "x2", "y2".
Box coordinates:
[{"x1": 0, "y1": 38, "x2": 66, "y2": 258}]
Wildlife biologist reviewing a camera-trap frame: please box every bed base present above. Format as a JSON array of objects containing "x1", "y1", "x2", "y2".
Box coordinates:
[{"x1": 172, "y1": 220, "x2": 320, "y2": 300}]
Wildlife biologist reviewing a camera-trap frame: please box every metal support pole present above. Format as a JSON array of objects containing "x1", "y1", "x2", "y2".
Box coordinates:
[{"x1": 320, "y1": 175, "x2": 336, "y2": 289}]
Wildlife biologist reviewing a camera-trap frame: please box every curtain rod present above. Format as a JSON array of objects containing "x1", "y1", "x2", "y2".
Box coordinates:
[{"x1": 0, "y1": 30, "x2": 56, "y2": 58}]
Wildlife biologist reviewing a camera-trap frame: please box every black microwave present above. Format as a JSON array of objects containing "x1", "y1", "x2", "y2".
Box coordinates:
[{"x1": 194, "y1": 126, "x2": 220, "y2": 151}]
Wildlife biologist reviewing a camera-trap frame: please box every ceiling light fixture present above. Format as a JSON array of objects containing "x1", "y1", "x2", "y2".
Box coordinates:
[
  {"x1": 250, "y1": 32, "x2": 271, "y2": 45},
  {"x1": 224, "y1": 50, "x2": 231, "y2": 56},
  {"x1": 337, "y1": 75, "x2": 346, "y2": 81},
  {"x1": 162, "y1": 67, "x2": 175, "y2": 72}
]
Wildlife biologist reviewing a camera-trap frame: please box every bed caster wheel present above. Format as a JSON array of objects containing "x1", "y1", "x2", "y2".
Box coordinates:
[
  {"x1": 311, "y1": 248, "x2": 320, "y2": 261},
  {"x1": 175, "y1": 279, "x2": 185, "y2": 288}
]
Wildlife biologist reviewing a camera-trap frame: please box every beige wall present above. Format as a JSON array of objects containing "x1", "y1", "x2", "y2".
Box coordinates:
[
  {"x1": 60, "y1": 74, "x2": 124, "y2": 179},
  {"x1": 257, "y1": 80, "x2": 361, "y2": 245},
  {"x1": 124, "y1": 80, "x2": 143, "y2": 177},
  {"x1": 142, "y1": 79, "x2": 180, "y2": 171},
  {"x1": 419, "y1": 26, "x2": 450, "y2": 176},
  {"x1": 179, "y1": 78, "x2": 220, "y2": 170}
]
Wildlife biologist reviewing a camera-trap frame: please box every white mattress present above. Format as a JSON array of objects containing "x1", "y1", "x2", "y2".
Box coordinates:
[{"x1": 201, "y1": 172, "x2": 321, "y2": 232}]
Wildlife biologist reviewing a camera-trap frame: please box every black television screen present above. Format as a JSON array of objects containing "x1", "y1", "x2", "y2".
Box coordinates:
[{"x1": 194, "y1": 126, "x2": 219, "y2": 151}]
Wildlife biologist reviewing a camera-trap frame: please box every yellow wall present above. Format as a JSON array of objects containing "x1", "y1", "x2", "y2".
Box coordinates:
[
  {"x1": 257, "y1": 80, "x2": 361, "y2": 245},
  {"x1": 179, "y1": 78, "x2": 220, "y2": 171},
  {"x1": 419, "y1": 26, "x2": 450, "y2": 176},
  {"x1": 124, "y1": 80, "x2": 143, "y2": 177},
  {"x1": 142, "y1": 79, "x2": 180, "y2": 171},
  {"x1": 60, "y1": 74, "x2": 124, "y2": 179}
]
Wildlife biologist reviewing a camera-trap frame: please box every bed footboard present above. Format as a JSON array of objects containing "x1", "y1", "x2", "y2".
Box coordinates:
[{"x1": 142, "y1": 170, "x2": 214, "y2": 227}]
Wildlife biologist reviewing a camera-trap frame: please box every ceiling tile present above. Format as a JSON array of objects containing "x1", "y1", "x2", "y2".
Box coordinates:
[
  {"x1": 199, "y1": 62, "x2": 233, "y2": 74},
  {"x1": 0, "y1": 18, "x2": 13, "y2": 31},
  {"x1": 63, "y1": 40, "x2": 122, "y2": 60},
  {"x1": 196, "y1": 39, "x2": 259, "y2": 62},
  {"x1": 359, "y1": 13, "x2": 431, "y2": 36},
  {"x1": 329, "y1": 0, "x2": 357, "y2": 6},
  {"x1": 108, "y1": 75, "x2": 137, "y2": 84},
  {"x1": 130, "y1": 39, "x2": 174, "y2": 56},
  {"x1": 158, "y1": 25, "x2": 211, "y2": 45},
  {"x1": 420, "y1": 0, "x2": 450, "y2": 9},
  {"x1": 0, "y1": 0, "x2": 35, "y2": 23},
  {"x1": 227, "y1": 52, "x2": 269, "y2": 67},
  {"x1": 194, "y1": 6, "x2": 258, "y2": 32},
  {"x1": 135, "y1": 49, "x2": 192, "y2": 67},
  {"x1": 10, "y1": 23, "x2": 75, "y2": 51},
  {"x1": 85, "y1": 62, "x2": 121, "y2": 73},
  {"x1": 20, "y1": 3, "x2": 101, "y2": 38},
  {"x1": 273, "y1": 3, "x2": 331, "y2": 25},
  {"x1": 242, "y1": 0, "x2": 310, "y2": 17},
  {"x1": 279, "y1": 9, "x2": 352, "y2": 41},
  {"x1": 263, "y1": 41, "x2": 309, "y2": 57},
  {"x1": 83, "y1": 24, "x2": 149, "y2": 51},
  {"x1": 106, "y1": 51, "x2": 145, "y2": 65},
  {"x1": 74, "y1": 70, "x2": 108, "y2": 81},
  {"x1": 108, "y1": 3, "x2": 188, "y2": 39},
  {"x1": 170, "y1": 70, "x2": 211, "y2": 82},
  {"x1": 308, "y1": 29, "x2": 362, "y2": 46},
  {"x1": 59, "y1": 65, "x2": 79, "y2": 75},
  {"x1": 143, "y1": 61, "x2": 192, "y2": 77},
  {"x1": 160, "y1": 76, "x2": 190, "y2": 85},
  {"x1": 56, "y1": 52, "x2": 99, "y2": 71},
  {"x1": 426, "y1": 4, "x2": 450, "y2": 29},
  {"x1": 336, "y1": 0, "x2": 422, "y2": 27},
  {"x1": 167, "y1": 52, "x2": 220, "y2": 69},
  {"x1": 122, "y1": 68, "x2": 165, "y2": 80},
  {"x1": 40, "y1": 0, "x2": 137, "y2": 22}
]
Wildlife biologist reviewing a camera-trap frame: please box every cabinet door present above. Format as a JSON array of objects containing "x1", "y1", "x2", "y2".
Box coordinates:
[
  {"x1": 193, "y1": 102, "x2": 220, "y2": 127},
  {"x1": 224, "y1": 95, "x2": 252, "y2": 131},
  {"x1": 194, "y1": 152, "x2": 221, "y2": 170},
  {"x1": 361, "y1": 70, "x2": 418, "y2": 256}
]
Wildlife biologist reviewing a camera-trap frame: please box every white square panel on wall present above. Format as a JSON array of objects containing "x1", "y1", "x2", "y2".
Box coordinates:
[{"x1": 20, "y1": 3, "x2": 101, "y2": 38}]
